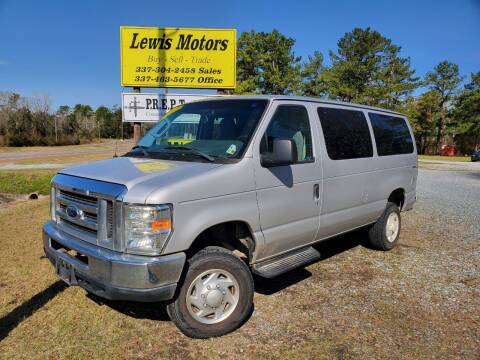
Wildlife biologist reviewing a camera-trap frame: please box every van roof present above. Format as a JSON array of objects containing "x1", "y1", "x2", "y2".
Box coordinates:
[{"x1": 200, "y1": 95, "x2": 405, "y2": 117}]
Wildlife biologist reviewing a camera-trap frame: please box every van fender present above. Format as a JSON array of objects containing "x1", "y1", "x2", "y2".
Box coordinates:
[{"x1": 162, "y1": 190, "x2": 265, "y2": 261}]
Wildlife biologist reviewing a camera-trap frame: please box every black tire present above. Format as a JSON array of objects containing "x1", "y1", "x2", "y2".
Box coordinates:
[
  {"x1": 166, "y1": 246, "x2": 254, "y2": 338},
  {"x1": 368, "y1": 202, "x2": 401, "y2": 250}
]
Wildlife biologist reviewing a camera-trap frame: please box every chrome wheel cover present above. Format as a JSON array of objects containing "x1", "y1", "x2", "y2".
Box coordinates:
[
  {"x1": 186, "y1": 269, "x2": 240, "y2": 324},
  {"x1": 386, "y1": 212, "x2": 400, "y2": 242}
]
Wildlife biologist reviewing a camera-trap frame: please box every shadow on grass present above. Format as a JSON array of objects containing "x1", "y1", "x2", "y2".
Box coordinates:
[
  {"x1": 254, "y1": 227, "x2": 369, "y2": 295},
  {"x1": 87, "y1": 294, "x2": 171, "y2": 321},
  {"x1": 0, "y1": 280, "x2": 67, "y2": 342},
  {"x1": 314, "y1": 227, "x2": 372, "y2": 257},
  {"x1": 89, "y1": 292, "x2": 256, "y2": 328}
]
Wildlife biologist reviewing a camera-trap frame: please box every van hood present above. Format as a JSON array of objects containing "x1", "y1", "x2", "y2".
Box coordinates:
[{"x1": 59, "y1": 156, "x2": 222, "y2": 193}]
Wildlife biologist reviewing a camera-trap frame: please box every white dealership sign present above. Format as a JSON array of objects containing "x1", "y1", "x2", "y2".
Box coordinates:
[{"x1": 121, "y1": 93, "x2": 213, "y2": 122}]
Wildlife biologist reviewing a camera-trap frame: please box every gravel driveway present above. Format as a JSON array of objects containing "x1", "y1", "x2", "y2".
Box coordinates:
[{"x1": 416, "y1": 168, "x2": 480, "y2": 238}]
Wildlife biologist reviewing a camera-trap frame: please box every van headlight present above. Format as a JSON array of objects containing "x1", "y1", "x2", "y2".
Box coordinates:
[{"x1": 124, "y1": 204, "x2": 173, "y2": 255}]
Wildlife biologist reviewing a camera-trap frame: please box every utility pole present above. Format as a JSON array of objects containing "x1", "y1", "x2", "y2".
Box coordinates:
[{"x1": 133, "y1": 86, "x2": 141, "y2": 144}]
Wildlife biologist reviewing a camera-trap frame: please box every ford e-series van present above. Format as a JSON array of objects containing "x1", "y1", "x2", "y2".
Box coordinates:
[{"x1": 43, "y1": 96, "x2": 417, "y2": 338}]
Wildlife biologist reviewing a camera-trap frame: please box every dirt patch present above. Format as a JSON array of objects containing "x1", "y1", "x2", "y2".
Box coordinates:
[
  {"x1": 0, "y1": 192, "x2": 46, "y2": 208},
  {"x1": 461, "y1": 277, "x2": 480, "y2": 287},
  {"x1": 0, "y1": 193, "x2": 24, "y2": 205}
]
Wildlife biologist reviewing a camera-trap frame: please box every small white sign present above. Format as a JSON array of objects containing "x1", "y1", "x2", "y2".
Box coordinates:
[{"x1": 121, "y1": 93, "x2": 213, "y2": 122}]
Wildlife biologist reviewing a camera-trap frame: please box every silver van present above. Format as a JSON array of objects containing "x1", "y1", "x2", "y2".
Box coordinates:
[{"x1": 43, "y1": 96, "x2": 417, "y2": 338}]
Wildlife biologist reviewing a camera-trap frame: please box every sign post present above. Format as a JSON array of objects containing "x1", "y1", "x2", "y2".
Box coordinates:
[{"x1": 132, "y1": 86, "x2": 142, "y2": 143}]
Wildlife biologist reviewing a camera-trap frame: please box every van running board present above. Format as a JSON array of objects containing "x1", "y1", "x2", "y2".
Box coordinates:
[{"x1": 252, "y1": 246, "x2": 321, "y2": 278}]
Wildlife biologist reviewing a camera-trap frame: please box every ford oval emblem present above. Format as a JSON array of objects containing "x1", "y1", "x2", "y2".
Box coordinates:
[{"x1": 66, "y1": 205, "x2": 81, "y2": 219}]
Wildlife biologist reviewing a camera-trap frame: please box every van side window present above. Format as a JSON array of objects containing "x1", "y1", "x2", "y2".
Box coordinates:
[
  {"x1": 368, "y1": 113, "x2": 414, "y2": 155},
  {"x1": 317, "y1": 107, "x2": 373, "y2": 160},
  {"x1": 260, "y1": 105, "x2": 313, "y2": 163}
]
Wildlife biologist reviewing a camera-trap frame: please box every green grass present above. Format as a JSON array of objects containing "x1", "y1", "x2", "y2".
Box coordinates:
[
  {"x1": 0, "y1": 170, "x2": 57, "y2": 195},
  {"x1": 418, "y1": 155, "x2": 470, "y2": 162}
]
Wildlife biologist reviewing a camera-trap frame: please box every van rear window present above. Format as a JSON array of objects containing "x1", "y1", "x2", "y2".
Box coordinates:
[
  {"x1": 317, "y1": 107, "x2": 373, "y2": 160},
  {"x1": 368, "y1": 113, "x2": 414, "y2": 156}
]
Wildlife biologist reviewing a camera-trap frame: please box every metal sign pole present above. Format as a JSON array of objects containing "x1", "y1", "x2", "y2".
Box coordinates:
[{"x1": 133, "y1": 86, "x2": 141, "y2": 144}]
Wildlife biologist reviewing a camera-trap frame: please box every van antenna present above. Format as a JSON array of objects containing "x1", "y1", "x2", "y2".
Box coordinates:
[{"x1": 113, "y1": 140, "x2": 118, "y2": 158}]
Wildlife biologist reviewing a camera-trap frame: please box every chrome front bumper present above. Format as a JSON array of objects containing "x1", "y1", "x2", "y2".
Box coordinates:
[{"x1": 43, "y1": 221, "x2": 186, "y2": 302}]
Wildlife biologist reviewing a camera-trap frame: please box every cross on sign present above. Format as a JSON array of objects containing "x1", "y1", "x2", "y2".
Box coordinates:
[{"x1": 123, "y1": 96, "x2": 145, "y2": 118}]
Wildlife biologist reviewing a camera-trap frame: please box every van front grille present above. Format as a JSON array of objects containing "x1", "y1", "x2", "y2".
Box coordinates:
[
  {"x1": 54, "y1": 188, "x2": 115, "y2": 249},
  {"x1": 59, "y1": 217, "x2": 98, "y2": 236},
  {"x1": 59, "y1": 189, "x2": 97, "y2": 205},
  {"x1": 107, "y1": 202, "x2": 114, "y2": 238}
]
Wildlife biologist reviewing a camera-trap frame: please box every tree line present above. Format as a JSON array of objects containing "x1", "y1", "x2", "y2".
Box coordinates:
[
  {"x1": 0, "y1": 93, "x2": 133, "y2": 146},
  {"x1": 0, "y1": 27, "x2": 478, "y2": 153}
]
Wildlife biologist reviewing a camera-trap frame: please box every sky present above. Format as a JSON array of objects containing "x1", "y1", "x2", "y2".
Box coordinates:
[{"x1": 0, "y1": 0, "x2": 479, "y2": 110}]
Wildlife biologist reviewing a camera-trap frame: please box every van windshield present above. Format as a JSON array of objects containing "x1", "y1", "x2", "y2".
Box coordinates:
[{"x1": 128, "y1": 99, "x2": 268, "y2": 162}]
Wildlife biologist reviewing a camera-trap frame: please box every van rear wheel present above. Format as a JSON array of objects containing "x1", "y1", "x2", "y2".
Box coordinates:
[
  {"x1": 166, "y1": 246, "x2": 254, "y2": 338},
  {"x1": 368, "y1": 202, "x2": 401, "y2": 250}
]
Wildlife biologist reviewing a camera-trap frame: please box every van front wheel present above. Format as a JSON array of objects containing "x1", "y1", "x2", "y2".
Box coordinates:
[
  {"x1": 368, "y1": 202, "x2": 401, "y2": 250},
  {"x1": 166, "y1": 246, "x2": 254, "y2": 338}
]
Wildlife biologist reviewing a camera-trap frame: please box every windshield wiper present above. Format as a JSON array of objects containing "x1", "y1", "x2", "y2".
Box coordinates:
[
  {"x1": 164, "y1": 146, "x2": 215, "y2": 162},
  {"x1": 128, "y1": 145, "x2": 150, "y2": 157}
]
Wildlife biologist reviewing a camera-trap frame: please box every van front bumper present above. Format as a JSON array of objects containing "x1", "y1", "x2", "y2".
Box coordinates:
[{"x1": 43, "y1": 221, "x2": 185, "y2": 302}]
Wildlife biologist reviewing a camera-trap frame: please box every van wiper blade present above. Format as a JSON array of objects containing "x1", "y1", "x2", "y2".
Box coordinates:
[
  {"x1": 164, "y1": 146, "x2": 215, "y2": 162},
  {"x1": 128, "y1": 145, "x2": 150, "y2": 157}
]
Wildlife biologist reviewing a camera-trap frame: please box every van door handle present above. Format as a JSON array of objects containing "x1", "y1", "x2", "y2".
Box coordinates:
[{"x1": 313, "y1": 184, "x2": 320, "y2": 200}]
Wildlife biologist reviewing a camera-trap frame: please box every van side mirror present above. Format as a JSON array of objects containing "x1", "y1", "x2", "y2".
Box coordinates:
[{"x1": 261, "y1": 138, "x2": 297, "y2": 167}]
